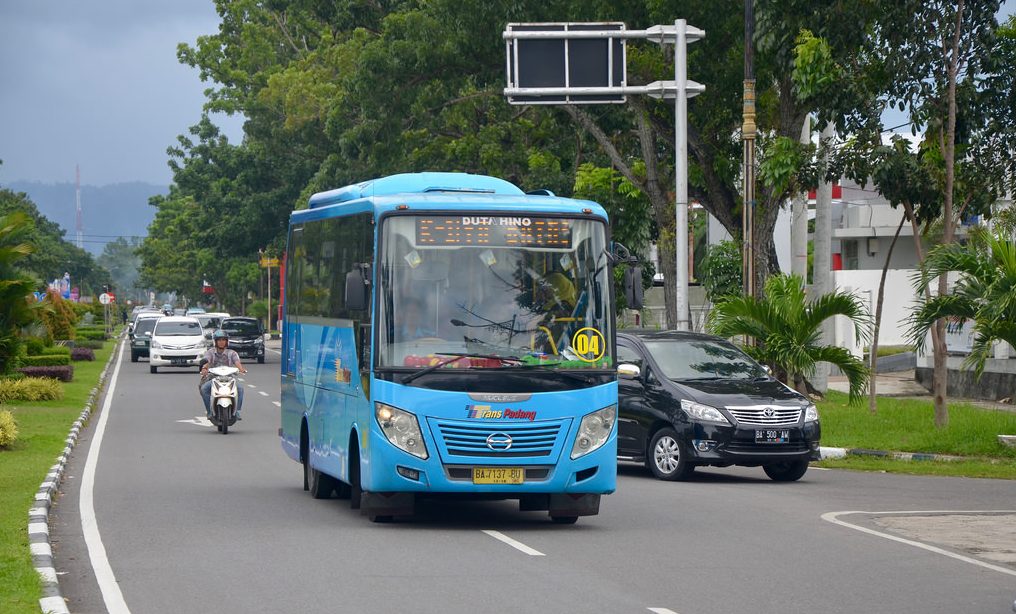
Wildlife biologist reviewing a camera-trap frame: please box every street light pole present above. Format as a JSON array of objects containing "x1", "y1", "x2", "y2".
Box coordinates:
[{"x1": 675, "y1": 19, "x2": 691, "y2": 331}]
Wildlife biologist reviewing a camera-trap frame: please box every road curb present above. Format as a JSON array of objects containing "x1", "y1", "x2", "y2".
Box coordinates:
[
  {"x1": 29, "y1": 334, "x2": 121, "y2": 614},
  {"x1": 819, "y1": 446, "x2": 967, "y2": 462}
]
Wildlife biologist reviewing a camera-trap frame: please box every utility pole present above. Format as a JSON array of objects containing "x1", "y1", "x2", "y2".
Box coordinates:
[
  {"x1": 811, "y1": 122, "x2": 835, "y2": 392},
  {"x1": 791, "y1": 116, "x2": 811, "y2": 279},
  {"x1": 741, "y1": 0, "x2": 756, "y2": 300},
  {"x1": 675, "y1": 19, "x2": 692, "y2": 330}
]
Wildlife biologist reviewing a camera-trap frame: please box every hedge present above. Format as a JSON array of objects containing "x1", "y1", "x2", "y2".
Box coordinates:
[
  {"x1": 20, "y1": 354, "x2": 71, "y2": 367},
  {"x1": 0, "y1": 410, "x2": 17, "y2": 448},
  {"x1": 75, "y1": 329, "x2": 108, "y2": 341},
  {"x1": 0, "y1": 377, "x2": 63, "y2": 402},
  {"x1": 16, "y1": 365, "x2": 73, "y2": 382},
  {"x1": 71, "y1": 347, "x2": 96, "y2": 361},
  {"x1": 74, "y1": 339, "x2": 105, "y2": 350}
]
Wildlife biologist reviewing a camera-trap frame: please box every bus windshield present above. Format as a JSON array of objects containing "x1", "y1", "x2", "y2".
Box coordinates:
[{"x1": 377, "y1": 214, "x2": 613, "y2": 371}]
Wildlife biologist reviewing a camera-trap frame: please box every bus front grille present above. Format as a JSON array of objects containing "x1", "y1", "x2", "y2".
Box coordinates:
[{"x1": 429, "y1": 419, "x2": 567, "y2": 459}]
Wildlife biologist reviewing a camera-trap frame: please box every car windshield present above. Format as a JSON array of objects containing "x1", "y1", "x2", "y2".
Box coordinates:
[
  {"x1": 222, "y1": 320, "x2": 260, "y2": 335},
  {"x1": 642, "y1": 339, "x2": 766, "y2": 380},
  {"x1": 134, "y1": 318, "x2": 158, "y2": 335},
  {"x1": 154, "y1": 321, "x2": 202, "y2": 336},
  {"x1": 377, "y1": 215, "x2": 614, "y2": 370},
  {"x1": 196, "y1": 316, "x2": 222, "y2": 329}
]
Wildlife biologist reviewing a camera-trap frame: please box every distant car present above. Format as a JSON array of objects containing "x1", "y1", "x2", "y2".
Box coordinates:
[
  {"x1": 616, "y1": 330, "x2": 821, "y2": 482},
  {"x1": 220, "y1": 316, "x2": 265, "y2": 363},
  {"x1": 148, "y1": 316, "x2": 206, "y2": 373},
  {"x1": 129, "y1": 313, "x2": 162, "y2": 362}
]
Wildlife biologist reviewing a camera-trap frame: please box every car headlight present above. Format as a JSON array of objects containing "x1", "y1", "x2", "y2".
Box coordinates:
[
  {"x1": 681, "y1": 400, "x2": 731, "y2": 425},
  {"x1": 375, "y1": 403, "x2": 428, "y2": 459},
  {"x1": 570, "y1": 405, "x2": 616, "y2": 459},
  {"x1": 151, "y1": 340, "x2": 161, "y2": 349},
  {"x1": 254, "y1": 337, "x2": 264, "y2": 345},
  {"x1": 804, "y1": 404, "x2": 819, "y2": 423}
]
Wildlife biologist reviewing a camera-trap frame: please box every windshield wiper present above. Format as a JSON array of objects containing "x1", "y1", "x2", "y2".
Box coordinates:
[
  {"x1": 514, "y1": 362, "x2": 597, "y2": 384},
  {"x1": 674, "y1": 376, "x2": 725, "y2": 382},
  {"x1": 401, "y1": 352, "x2": 521, "y2": 384}
]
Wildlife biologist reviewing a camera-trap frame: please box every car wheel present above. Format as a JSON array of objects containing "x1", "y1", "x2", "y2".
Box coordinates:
[
  {"x1": 150, "y1": 366, "x2": 158, "y2": 374},
  {"x1": 647, "y1": 428, "x2": 693, "y2": 481},
  {"x1": 550, "y1": 516, "x2": 579, "y2": 524},
  {"x1": 257, "y1": 356, "x2": 265, "y2": 364},
  {"x1": 763, "y1": 460, "x2": 809, "y2": 482},
  {"x1": 131, "y1": 352, "x2": 138, "y2": 363}
]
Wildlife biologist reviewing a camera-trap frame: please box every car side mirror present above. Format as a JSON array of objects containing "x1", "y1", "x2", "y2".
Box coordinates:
[
  {"x1": 617, "y1": 363, "x2": 641, "y2": 380},
  {"x1": 204, "y1": 332, "x2": 212, "y2": 340}
]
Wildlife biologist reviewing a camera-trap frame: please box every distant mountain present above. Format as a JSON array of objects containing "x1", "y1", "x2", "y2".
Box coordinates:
[{"x1": 3, "y1": 181, "x2": 167, "y2": 256}]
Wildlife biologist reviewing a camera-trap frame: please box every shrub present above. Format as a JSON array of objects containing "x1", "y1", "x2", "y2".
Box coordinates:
[
  {"x1": 0, "y1": 377, "x2": 63, "y2": 402},
  {"x1": 75, "y1": 329, "x2": 108, "y2": 341},
  {"x1": 24, "y1": 337, "x2": 47, "y2": 356},
  {"x1": 21, "y1": 354, "x2": 71, "y2": 367},
  {"x1": 17, "y1": 365, "x2": 73, "y2": 382},
  {"x1": 41, "y1": 344, "x2": 70, "y2": 356},
  {"x1": 40, "y1": 290, "x2": 79, "y2": 340},
  {"x1": 71, "y1": 347, "x2": 95, "y2": 361},
  {"x1": 74, "y1": 339, "x2": 104, "y2": 350},
  {"x1": 0, "y1": 410, "x2": 17, "y2": 448}
]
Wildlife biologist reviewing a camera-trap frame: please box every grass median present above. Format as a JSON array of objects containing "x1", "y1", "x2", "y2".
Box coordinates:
[
  {"x1": 815, "y1": 390, "x2": 1016, "y2": 479},
  {"x1": 0, "y1": 338, "x2": 117, "y2": 614}
]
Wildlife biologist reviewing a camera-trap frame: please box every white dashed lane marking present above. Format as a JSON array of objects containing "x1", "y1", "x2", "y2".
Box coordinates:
[
  {"x1": 258, "y1": 391, "x2": 269, "y2": 397},
  {"x1": 481, "y1": 530, "x2": 544, "y2": 556},
  {"x1": 272, "y1": 401, "x2": 281, "y2": 407}
]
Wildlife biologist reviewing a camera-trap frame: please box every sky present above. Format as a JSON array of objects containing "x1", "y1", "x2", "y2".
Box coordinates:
[
  {"x1": 0, "y1": 2, "x2": 1012, "y2": 188},
  {"x1": 0, "y1": 0, "x2": 244, "y2": 187}
]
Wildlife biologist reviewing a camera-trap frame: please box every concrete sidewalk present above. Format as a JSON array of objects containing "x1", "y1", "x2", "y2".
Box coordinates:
[{"x1": 829, "y1": 368, "x2": 1016, "y2": 413}]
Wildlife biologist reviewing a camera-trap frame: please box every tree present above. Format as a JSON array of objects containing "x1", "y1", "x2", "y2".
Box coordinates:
[
  {"x1": 0, "y1": 212, "x2": 40, "y2": 374},
  {"x1": 707, "y1": 273, "x2": 871, "y2": 403},
  {"x1": 97, "y1": 237, "x2": 142, "y2": 302},
  {"x1": 908, "y1": 229, "x2": 1016, "y2": 382}
]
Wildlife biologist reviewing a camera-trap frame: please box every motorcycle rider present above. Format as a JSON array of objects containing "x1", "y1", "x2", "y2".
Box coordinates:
[{"x1": 199, "y1": 329, "x2": 247, "y2": 420}]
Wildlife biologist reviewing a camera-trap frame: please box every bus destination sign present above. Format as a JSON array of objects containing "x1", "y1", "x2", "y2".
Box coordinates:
[{"x1": 416, "y1": 216, "x2": 572, "y2": 248}]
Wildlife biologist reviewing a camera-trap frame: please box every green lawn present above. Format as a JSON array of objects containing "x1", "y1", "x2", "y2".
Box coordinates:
[
  {"x1": 0, "y1": 340, "x2": 116, "y2": 614},
  {"x1": 815, "y1": 390, "x2": 1016, "y2": 478}
]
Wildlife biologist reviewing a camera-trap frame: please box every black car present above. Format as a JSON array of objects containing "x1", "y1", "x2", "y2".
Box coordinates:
[
  {"x1": 129, "y1": 315, "x2": 161, "y2": 362},
  {"x1": 616, "y1": 330, "x2": 820, "y2": 482},
  {"x1": 221, "y1": 317, "x2": 265, "y2": 363}
]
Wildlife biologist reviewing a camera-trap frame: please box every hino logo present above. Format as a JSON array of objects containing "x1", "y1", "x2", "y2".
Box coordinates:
[{"x1": 486, "y1": 432, "x2": 513, "y2": 451}]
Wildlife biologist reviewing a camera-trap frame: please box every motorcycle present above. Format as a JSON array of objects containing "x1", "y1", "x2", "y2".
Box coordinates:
[{"x1": 206, "y1": 365, "x2": 240, "y2": 434}]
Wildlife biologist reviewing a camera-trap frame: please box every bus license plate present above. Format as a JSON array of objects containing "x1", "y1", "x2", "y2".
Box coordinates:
[
  {"x1": 755, "y1": 429, "x2": 790, "y2": 444},
  {"x1": 472, "y1": 467, "x2": 524, "y2": 485}
]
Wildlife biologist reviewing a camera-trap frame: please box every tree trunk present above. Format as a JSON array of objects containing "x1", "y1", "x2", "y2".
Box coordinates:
[{"x1": 869, "y1": 214, "x2": 906, "y2": 414}]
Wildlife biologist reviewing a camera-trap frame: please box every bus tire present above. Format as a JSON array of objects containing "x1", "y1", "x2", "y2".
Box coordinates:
[{"x1": 307, "y1": 464, "x2": 335, "y2": 499}]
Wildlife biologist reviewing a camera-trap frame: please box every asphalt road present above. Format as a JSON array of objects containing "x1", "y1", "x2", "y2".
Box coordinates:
[{"x1": 50, "y1": 343, "x2": 1016, "y2": 614}]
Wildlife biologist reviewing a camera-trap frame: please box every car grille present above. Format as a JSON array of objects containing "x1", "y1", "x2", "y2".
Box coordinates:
[
  {"x1": 725, "y1": 406, "x2": 802, "y2": 426},
  {"x1": 163, "y1": 344, "x2": 202, "y2": 351},
  {"x1": 429, "y1": 419, "x2": 566, "y2": 458}
]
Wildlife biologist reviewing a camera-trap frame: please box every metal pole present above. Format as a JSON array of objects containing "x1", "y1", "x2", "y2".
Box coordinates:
[
  {"x1": 267, "y1": 263, "x2": 273, "y2": 333},
  {"x1": 675, "y1": 19, "x2": 690, "y2": 331},
  {"x1": 742, "y1": 0, "x2": 756, "y2": 301}
]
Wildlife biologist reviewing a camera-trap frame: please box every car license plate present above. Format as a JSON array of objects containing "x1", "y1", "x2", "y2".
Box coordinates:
[
  {"x1": 755, "y1": 429, "x2": 790, "y2": 444},
  {"x1": 171, "y1": 359, "x2": 188, "y2": 366},
  {"x1": 472, "y1": 467, "x2": 524, "y2": 485}
]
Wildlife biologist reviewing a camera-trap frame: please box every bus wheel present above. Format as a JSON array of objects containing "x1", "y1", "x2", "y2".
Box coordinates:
[
  {"x1": 551, "y1": 516, "x2": 578, "y2": 524},
  {"x1": 307, "y1": 464, "x2": 336, "y2": 499}
]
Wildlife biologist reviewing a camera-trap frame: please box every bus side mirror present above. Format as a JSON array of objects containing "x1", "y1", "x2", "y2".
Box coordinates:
[
  {"x1": 345, "y1": 266, "x2": 370, "y2": 311},
  {"x1": 623, "y1": 266, "x2": 644, "y2": 311}
]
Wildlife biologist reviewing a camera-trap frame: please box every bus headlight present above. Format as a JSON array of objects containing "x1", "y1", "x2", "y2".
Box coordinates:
[
  {"x1": 570, "y1": 405, "x2": 616, "y2": 459},
  {"x1": 375, "y1": 403, "x2": 428, "y2": 460}
]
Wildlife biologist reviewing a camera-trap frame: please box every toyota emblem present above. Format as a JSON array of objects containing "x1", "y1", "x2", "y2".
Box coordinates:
[
  {"x1": 486, "y1": 432, "x2": 513, "y2": 451},
  {"x1": 762, "y1": 407, "x2": 775, "y2": 418}
]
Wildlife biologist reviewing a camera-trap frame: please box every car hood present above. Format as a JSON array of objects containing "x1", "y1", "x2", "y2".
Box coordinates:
[
  {"x1": 153, "y1": 335, "x2": 205, "y2": 345},
  {"x1": 228, "y1": 333, "x2": 262, "y2": 341},
  {"x1": 668, "y1": 377, "x2": 807, "y2": 408}
]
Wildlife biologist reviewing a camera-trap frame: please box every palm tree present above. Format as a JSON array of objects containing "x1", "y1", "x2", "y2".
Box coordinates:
[
  {"x1": 708, "y1": 273, "x2": 871, "y2": 403},
  {"x1": 908, "y1": 228, "x2": 1016, "y2": 381},
  {"x1": 0, "y1": 212, "x2": 40, "y2": 374}
]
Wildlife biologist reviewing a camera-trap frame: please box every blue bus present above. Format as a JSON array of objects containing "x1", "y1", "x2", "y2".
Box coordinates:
[{"x1": 280, "y1": 172, "x2": 629, "y2": 523}]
